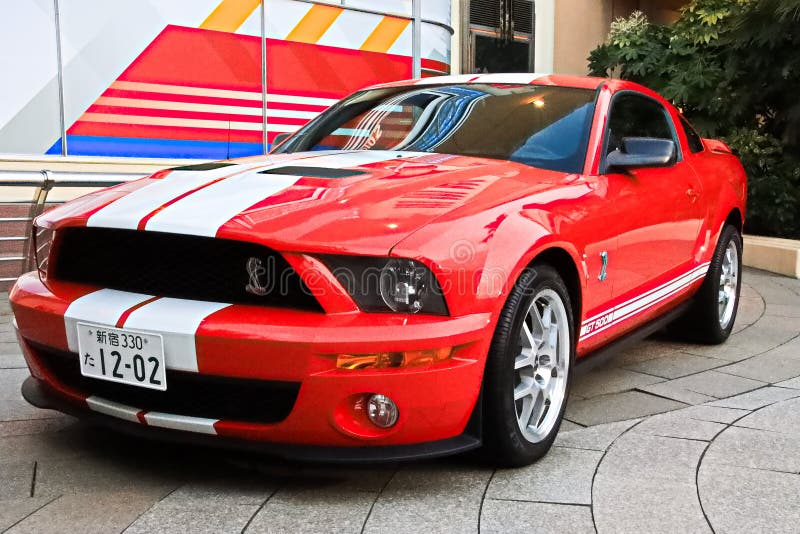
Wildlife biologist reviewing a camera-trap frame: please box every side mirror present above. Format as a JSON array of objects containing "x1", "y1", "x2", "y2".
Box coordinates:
[
  {"x1": 605, "y1": 137, "x2": 676, "y2": 172},
  {"x1": 270, "y1": 133, "x2": 291, "y2": 152}
]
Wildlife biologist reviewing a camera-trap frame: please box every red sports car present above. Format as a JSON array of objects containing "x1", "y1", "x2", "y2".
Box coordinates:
[{"x1": 11, "y1": 74, "x2": 746, "y2": 466}]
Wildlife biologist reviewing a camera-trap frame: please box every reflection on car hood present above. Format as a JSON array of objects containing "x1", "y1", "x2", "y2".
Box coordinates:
[{"x1": 39, "y1": 150, "x2": 570, "y2": 255}]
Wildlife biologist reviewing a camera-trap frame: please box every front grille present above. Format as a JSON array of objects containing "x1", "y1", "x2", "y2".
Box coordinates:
[
  {"x1": 37, "y1": 345, "x2": 300, "y2": 425},
  {"x1": 52, "y1": 227, "x2": 323, "y2": 312}
]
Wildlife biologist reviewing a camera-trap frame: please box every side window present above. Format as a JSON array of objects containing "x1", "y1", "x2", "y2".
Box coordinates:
[
  {"x1": 680, "y1": 116, "x2": 705, "y2": 153},
  {"x1": 605, "y1": 94, "x2": 674, "y2": 155}
]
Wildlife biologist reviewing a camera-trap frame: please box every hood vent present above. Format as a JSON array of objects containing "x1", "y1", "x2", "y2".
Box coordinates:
[{"x1": 259, "y1": 166, "x2": 368, "y2": 179}]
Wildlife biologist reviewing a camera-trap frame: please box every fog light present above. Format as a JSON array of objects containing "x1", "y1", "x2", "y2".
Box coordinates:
[{"x1": 367, "y1": 394, "x2": 399, "y2": 428}]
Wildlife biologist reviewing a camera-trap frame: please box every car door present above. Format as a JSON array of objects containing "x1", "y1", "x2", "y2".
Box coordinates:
[{"x1": 601, "y1": 92, "x2": 705, "y2": 301}]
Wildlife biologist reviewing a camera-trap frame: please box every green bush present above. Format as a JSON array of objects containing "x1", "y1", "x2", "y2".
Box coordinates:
[{"x1": 589, "y1": 0, "x2": 800, "y2": 239}]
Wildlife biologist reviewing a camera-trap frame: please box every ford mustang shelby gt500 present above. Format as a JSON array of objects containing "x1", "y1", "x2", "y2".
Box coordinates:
[{"x1": 11, "y1": 74, "x2": 746, "y2": 466}]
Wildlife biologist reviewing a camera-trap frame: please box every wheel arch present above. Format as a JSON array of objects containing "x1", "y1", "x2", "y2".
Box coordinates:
[
  {"x1": 725, "y1": 207, "x2": 744, "y2": 235},
  {"x1": 529, "y1": 247, "x2": 582, "y2": 333}
]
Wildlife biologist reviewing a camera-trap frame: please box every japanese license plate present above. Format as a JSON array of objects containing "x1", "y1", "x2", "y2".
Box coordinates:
[{"x1": 77, "y1": 323, "x2": 166, "y2": 391}]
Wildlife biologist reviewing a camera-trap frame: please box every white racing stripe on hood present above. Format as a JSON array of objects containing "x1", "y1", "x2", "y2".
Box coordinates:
[
  {"x1": 121, "y1": 298, "x2": 230, "y2": 372},
  {"x1": 86, "y1": 165, "x2": 252, "y2": 230},
  {"x1": 64, "y1": 289, "x2": 155, "y2": 352},
  {"x1": 143, "y1": 151, "x2": 420, "y2": 237},
  {"x1": 143, "y1": 172, "x2": 300, "y2": 237}
]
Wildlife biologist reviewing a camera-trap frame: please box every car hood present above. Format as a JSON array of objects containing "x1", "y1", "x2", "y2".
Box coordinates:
[{"x1": 41, "y1": 150, "x2": 569, "y2": 256}]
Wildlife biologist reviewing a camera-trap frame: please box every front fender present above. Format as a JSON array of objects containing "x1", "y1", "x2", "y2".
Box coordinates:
[{"x1": 390, "y1": 206, "x2": 583, "y2": 318}]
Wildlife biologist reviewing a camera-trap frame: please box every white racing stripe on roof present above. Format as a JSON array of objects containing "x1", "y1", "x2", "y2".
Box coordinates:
[
  {"x1": 122, "y1": 298, "x2": 230, "y2": 372},
  {"x1": 64, "y1": 290, "x2": 155, "y2": 352},
  {"x1": 472, "y1": 72, "x2": 551, "y2": 84}
]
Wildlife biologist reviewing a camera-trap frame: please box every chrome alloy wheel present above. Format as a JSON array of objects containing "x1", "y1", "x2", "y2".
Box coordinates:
[
  {"x1": 513, "y1": 288, "x2": 570, "y2": 443},
  {"x1": 718, "y1": 240, "x2": 739, "y2": 329}
]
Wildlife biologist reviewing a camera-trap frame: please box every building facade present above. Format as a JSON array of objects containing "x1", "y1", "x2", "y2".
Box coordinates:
[{"x1": 1, "y1": 0, "x2": 685, "y2": 161}]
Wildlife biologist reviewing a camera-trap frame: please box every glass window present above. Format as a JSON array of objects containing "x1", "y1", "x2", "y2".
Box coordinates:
[
  {"x1": 680, "y1": 116, "x2": 705, "y2": 153},
  {"x1": 605, "y1": 94, "x2": 674, "y2": 155},
  {"x1": 277, "y1": 84, "x2": 597, "y2": 174}
]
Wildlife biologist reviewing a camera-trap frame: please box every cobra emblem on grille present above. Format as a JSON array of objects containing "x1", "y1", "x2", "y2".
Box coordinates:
[{"x1": 245, "y1": 257, "x2": 269, "y2": 296}]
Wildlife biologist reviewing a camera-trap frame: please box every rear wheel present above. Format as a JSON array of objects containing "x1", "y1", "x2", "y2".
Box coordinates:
[
  {"x1": 482, "y1": 264, "x2": 574, "y2": 467},
  {"x1": 671, "y1": 224, "x2": 742, "y2": 344}
]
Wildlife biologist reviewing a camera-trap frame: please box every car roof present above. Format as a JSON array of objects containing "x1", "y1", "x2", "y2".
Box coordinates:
[{"x1": 366, "y1": 73, "x2": 608, "y2": 91}]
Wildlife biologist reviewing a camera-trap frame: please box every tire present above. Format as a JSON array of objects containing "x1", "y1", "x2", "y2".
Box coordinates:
[
  {"x1": 670, "y1": 224, "x2": 742, "y2": 344},
  {"x1": 481, "y1": 264, "x2": 575, "y2": 467}
]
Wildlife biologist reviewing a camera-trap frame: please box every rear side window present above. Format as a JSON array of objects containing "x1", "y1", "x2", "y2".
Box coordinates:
[
  {"x1": 680, "y1": 116, "x2": 705, "y2": 153},
  {"x1": 605, "y1": 94, "x2": 674, "y2": 155}
]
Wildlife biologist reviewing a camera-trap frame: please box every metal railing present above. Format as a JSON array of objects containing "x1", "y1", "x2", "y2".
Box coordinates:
[{"x1": 0, "y1": 170, "x2": 140, "y2": 283}]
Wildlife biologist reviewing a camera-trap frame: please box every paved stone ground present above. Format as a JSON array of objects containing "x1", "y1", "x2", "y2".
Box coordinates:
[{"x1": 1, "y1": 267, "x2": 799, "y2": 533}]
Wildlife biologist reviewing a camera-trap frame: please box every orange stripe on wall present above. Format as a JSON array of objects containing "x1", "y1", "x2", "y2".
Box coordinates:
[
  {"x1": 200, "y1": 0, "x2": 261, "y2": 33},
  {"x1": 285, "y1": 4, "x2": 343, "y2": 43},
  {"x1": 360, "y1": 16, "x2": 411, "y2": 53}
]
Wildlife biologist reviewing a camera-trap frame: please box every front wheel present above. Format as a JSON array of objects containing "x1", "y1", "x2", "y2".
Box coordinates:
[{"x1": 482, "y1": 264, "x2": 575, "y2": 467}]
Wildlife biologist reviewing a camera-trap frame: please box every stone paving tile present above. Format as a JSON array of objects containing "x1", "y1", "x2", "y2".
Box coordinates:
[
  {"x1": 165, "y1": 478, "x2": 277, "y2": 507},
  {"x1": 715, "y1": 338, "x2": 800, "y2": 383},
  {"x1": 698, "y1": 463, "x2": 800, "y2": 534},
  {"x1": 570, "y1": 368, "x2": 663, "y2": 399},
  {"x1": 8, "y1": 490, "x2": 171, "y2": 534},
  {"x1": 775, "y1": 376, "x2": 800, "y2": 389},
  {"x1": 0, "y1": 497, "x2": 57, "y2": 532},
  {"x1": 557, "y1": 419, "x2": 583, "y2": 433},
  {"x1": 362, "y1": 464, "x2": 491, "y2": 534},
  {"x1": 488, "y1": 446, "x2": 602, "y2": 505},
  {"x1": 684, "y1": 316, "x2": 799, "y2": 361},
  {"x1": 593, "y1": 434, "x2": 710, "y2": 534},
  {"x1": 554, "y1": 419, "x2": 641, "y2": 451},
  {"x1": 125, "y1": 500, "x2": 260, "y2": 534},
  {"x1": 566, "y1": 390, "x2": 687, "y2": 426},
  {"x1": 0, "y1": 416, "x2": 74, "y2": 437},
  {"x1": 654, "y1": 370, "x2": 765, "y2": 399},
  {"x1": 732, "y1": 395, "x2": 800, "y2": 437},
  {"x1": 34, "y1": 454, "x2": 179, "y2": 498},
  {"x1": 706, "y1": 385, "x2": 800, "y2": 410},
  {"x1": 630, "y1": 411, "x2": 726, "y2": 441},
  {"x1": 704, "y1": 425, "x2": 800, "y2": 473},
  {"x1": 480, "y1": 500, "x2": 595, "y2": 534},
  {"x1": 624, "y1": 352, "x2": 726, "y2": 379},
  {"x1": 0, "y1": 368, "x2": 58, "y2": 422},
  {"x1": 0, "y1": 352, "x2": 25, "y2": 369},
  {"x1": 764, "y1": 303, "x2": 800, "y2": 318},
  {"x1": 637, "y1": 381, "x2": 717, "y2": 405},
  {"x1": 0, "y1": 341, "x2": 23, "y2": 355},
  {"x1": 599, "y1": 339, "x2": 689, "y2": 368},
  {"x1": 0, "y1": 461, "x2": 34, "y2": 500},
  {"x1": 247, "y1": 487, "x2": 374, "y2": 534},
  {"x1": 675, "y1": 405, "x2": 750, "y2": 424}
]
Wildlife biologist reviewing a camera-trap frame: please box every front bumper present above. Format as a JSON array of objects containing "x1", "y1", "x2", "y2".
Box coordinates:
[{"x1": 11, "y1": 272, "x2": 492, "y2": 458}]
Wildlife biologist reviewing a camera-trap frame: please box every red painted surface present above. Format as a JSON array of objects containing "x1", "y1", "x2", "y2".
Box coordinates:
[{"x1": 11, "y1": 77, "x2": 747, "y2": 450}]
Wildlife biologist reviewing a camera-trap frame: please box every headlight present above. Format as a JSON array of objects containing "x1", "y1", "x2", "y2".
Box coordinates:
[
  {"x1": 321, "y1": 256, "x2": 448, "y2": 315},
  {"x1": 32, "y1": 223, "x2": 54, "y2": 282}
]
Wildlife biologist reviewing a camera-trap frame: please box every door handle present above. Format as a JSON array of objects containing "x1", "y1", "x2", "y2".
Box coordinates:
[{"x1": 686, "y1": 188, "x2": 699, "y2": 202}]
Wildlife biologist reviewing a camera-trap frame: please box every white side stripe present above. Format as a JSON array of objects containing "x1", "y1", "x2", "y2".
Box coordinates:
[
  {"x1": 64, "y1": 290, "x2": 154, "y2": 352},
  {"x1": 86, "y1": 396, "x2": 141, "y2": 423},
  {"x1": 122, "y1": 298, "x2": 229, "y2": 373},
  {"x1": 580, "y1": 263, "x2": 710, "y2": 341},
  {"x1": 144, "y1": 412, "x2": 218, "y2": 435}
]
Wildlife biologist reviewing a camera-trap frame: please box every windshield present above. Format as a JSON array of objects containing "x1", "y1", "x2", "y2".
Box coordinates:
[{"x1": 275, "y1": 83, "x2": 598, "y2": 174}]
